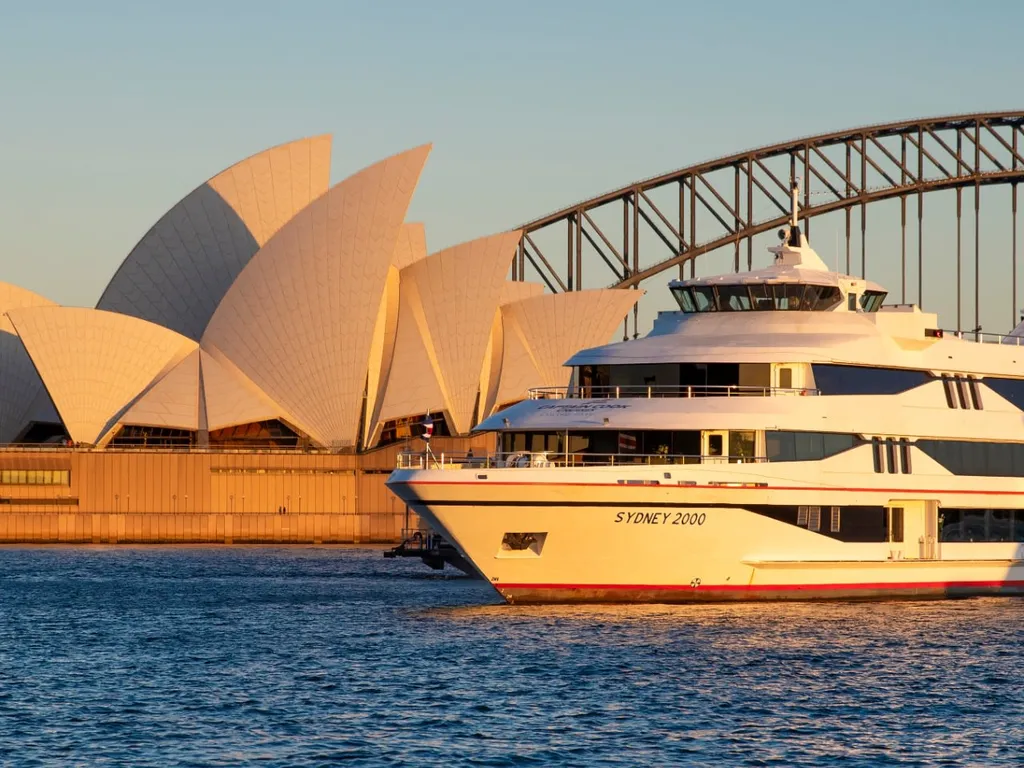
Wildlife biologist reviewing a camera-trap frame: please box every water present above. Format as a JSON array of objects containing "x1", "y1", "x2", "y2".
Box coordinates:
[{"x1": 0, "y1": 548, "x2": 1021, "y2": 767}]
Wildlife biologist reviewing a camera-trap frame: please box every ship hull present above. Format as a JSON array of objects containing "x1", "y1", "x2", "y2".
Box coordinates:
[{"x1": 387, "y1": 469, "x2": 1024, "y2": 605}]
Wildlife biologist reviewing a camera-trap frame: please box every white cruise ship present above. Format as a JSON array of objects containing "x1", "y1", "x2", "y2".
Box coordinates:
[{"x1": 386, "y1": 189, "x2": 1024, "y2": 604}]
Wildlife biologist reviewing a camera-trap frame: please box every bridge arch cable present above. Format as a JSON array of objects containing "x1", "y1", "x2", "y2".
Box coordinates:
[{"x1": 513, "y1": 112, "x2": 1024, "y2": 337}]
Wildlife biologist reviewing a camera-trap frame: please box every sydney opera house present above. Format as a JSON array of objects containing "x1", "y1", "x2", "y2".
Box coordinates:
[{"x1": 0, "y1": 137, "x2": 639, "y2": 543}]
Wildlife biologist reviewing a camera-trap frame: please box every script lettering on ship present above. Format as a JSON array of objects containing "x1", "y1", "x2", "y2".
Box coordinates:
[
  {"x1": 614, "y1": 511, "x2": 706, "y2": 526},
  {"x1": 536, "y1": 403, "x2": 630, "y2": 411}
]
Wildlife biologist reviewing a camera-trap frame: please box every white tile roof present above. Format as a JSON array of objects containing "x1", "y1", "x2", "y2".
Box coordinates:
[
  {"x1": 202, "y1": 144, "x2": 432, "y2": 448},
  {"x1": 97, "y1": 136, "x2": 332, "y2": 341}
]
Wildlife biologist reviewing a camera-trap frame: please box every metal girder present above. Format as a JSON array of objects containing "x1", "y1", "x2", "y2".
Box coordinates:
[{"x1": 515, "y1": 112, "x2": 1024, "y2": 315}]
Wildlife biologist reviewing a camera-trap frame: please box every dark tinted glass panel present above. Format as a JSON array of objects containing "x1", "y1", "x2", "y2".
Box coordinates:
[
  {"x1": 859, "y1": 290, "x2": 888, "y2": 312},
  {"x1": 811, "y1": 364, "x2": 931, "y2": 395},
  {"x1": 749, "y1": 284, "x2": 774, "y2": 311},
  {"x1": 917, "y1": 440, "x2": 1024, "y2": 477},
  {"x1": 691, "y1": 286, "x2": 717, "y2": 312},
  {"x1": 717, "y1": 285, "x2": 752, "y2": 311},
  {"x1": 941, "y1": 509, "x2": 1024, "y2": 542},
  {"x1": 810, "y1": 286, "x2": 843, "y2": 311},
  {"x1": 982, "y1": 377, "x2": 1024, "y2": 409},
  {"x1": 775, "y1": 284, "x2": 805, "y2": 310},
  {"x1": 765, "y1": 431, "x2": 859, "y2": 462},
  {"x1": 671, "y1": 286, "x2": 696, "y2": 312},
  {"x1": 748, "y1": 505, "x2": 888, "y2": 542}
]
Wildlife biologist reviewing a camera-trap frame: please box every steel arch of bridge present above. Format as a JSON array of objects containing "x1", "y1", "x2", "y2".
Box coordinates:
[{"x1": 513, "y1": 111, "x2": 1024, "y2": 337}]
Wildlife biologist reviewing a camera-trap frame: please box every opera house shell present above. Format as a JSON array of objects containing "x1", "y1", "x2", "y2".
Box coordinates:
[{"x1": 1, "y1": 136, "x2": 642, "y2": 453}]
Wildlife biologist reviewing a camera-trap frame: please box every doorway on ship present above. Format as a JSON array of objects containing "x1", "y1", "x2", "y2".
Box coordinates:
[
  {"x1": 887, "y1": 500, "x2": 939, "y2": 559},
  {"x1": 702, "y1": 430, "x2": 728, "y2": 463}
]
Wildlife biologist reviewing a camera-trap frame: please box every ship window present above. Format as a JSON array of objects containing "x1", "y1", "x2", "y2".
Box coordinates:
[
  {"x1": 981, "y1": 376, "x2": 1024, "y2": 409},
  {"x1": 717, "y1": 285, "x2": 752, "y2": 311},
  {"x1": 674, "y1": 283, "x2": 843, "y2": 312},
  {"x1": 765, "y1": 431, "x2": 859, "y2": 462},
  {"x1": 916, "y1": 439, "x2": 1024, "y2": 477},
  {"x1": 778, "y1": 368, "x2": 793, "y2": 389},
  {"x1": 775, "y1": 284, "x2": 805, "y2": 310},
  {"x1": 830, "y1": 506, "x2": 841, "y2": 532},
  {"x1": 811, "y1": 364, "x2": 931, "y2": 395},
  {"x1": 859, "y1": 290, "x2": 888, "y2": 312},
  {"x1": 888, "y1": 508, "x2": 904, "y2": 542},
  {"x1": 749, "y1": 284, "x2": 774, "y2": 311},
  {"x1": 670, "y1": 286, "x2": 697, "y2": 313},
  {"x1": 885, "y1": 438, "x2": 897, "y2": 474},
  {"x1": 847, "y1": 292, "x2": 857, "y2": 311},
  {"x1": 941, "y1": 508, "x2": 1024, "y2": 542},
  {"x1": 691, "y1": 286, "x2": 717, "y2": 312}
]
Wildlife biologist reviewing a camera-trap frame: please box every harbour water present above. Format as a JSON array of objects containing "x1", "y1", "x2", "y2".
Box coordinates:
[{"x1": 0, "y1": 547, "x2": 1021, "y2": 766}]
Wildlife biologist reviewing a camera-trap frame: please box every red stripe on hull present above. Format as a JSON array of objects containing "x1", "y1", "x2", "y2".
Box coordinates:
[{"x1": 495, "y1": 580, "x2": 1024, "y2": 604}]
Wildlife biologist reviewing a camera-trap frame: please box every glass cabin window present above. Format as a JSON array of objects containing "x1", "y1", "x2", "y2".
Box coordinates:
[
  {"x1": 671, "y1": 286, "x2": 696, "y2": 313},
  {"x1": 691, "y1": 286, "x2": 717, "y2": 312},
  {"x1": 672, "y1": 283, "x2": 843, "y2": 313},
  {"x1": 717, "y1": 285, "x2": 752, "y2": 311},
  {"x1": 859, "y1": 290, "x2": 888, "y2": 312}
]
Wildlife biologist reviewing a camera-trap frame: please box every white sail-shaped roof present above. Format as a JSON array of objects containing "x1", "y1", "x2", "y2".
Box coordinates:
[
  {"x1": 0, "y1": 283, "x2": 57, "y2": 443},
  {"x1": 363, "y1": 224, "x2": 428, "y2": 446},
  {"x1": 120, "y1": 348, "x2": 201, "y2": 430},
  {"x1": 199, "y1": 350, "x2": 285, "y2": 432},
  {"x1": 97, "y1": 135, "x2": 332, "y2": 341},
  {"x1": 390, "y1": 222, "x2": 428, "y2": 270},
  {"x1": 494, "y1": 289, "x2": 642, "y2": 406},
  {"x1": 498, "y1": 280, "x2": 545, "y2": 305},
  {"x1": 202, "y1": 144, "x2": 432, "y2": 448},
  {"x1": 7, "y1": 307, "x2": 197, "y2": 445},
  {"x1": 387, "y1": 230, "x2": 522, "y2": 435},
  {"x1": 375, "y1": 273, "x2": 447, "y2": 427}
]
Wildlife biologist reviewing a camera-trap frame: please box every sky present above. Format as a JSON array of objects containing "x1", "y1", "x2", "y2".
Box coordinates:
[{"x1": 2, "y1": 0, "x2": 1023, "y2": 334}]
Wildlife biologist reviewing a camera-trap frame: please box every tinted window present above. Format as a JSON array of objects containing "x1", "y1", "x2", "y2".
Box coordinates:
[
  {"x1": 941, "y1": 509, "x2": 1024, "y2": 542},
  {"x1": 718, "y1": 285, "x2": 752, "y2": 311},
  {"x1": 671, "y1": 286, "x2": 696, "y2": 313},
  {"x1": 982, "y1": 377, "x2": 1024, "y2": 409},
  {"x1": 917, "y1": 439, "x2": 1024, "y2": 477},
  {"x1": 859, "y1": 290, "x2": 888, "y2": 312},
  {"x1": 692, "y1": 286, "x2": 716, "y2": 312},
  {"x1": 812, "y1": 364, "x2": 931, "y2": 395},
  {"x1": 765, "y1": 431, "x2": 859, "y2": 462}
]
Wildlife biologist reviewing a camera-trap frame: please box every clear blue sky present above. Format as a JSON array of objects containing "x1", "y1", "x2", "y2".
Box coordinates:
[{"x1": 2, "y1": 0, "x2": 1023, "y2": 332}]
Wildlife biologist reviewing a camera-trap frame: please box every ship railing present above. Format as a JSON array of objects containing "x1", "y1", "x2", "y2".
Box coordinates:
[
  {"x1": 395, "y1": 450, "x2": 767, "y2": 469},
  {"x1": 528, "y1": 384, "x2": 818, "y2": 399},
  {"x1": 943, "y1": 329, "x2": 1024, "y2": 345}
]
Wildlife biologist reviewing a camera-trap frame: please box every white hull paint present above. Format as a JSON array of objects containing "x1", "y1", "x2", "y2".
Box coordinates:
[{"x1": 387, "y1": 466, "x2": 1024, "y2": 604}]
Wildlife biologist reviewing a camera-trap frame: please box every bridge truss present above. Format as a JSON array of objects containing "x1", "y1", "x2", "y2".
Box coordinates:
[{"x1": 513, "y1": 112, "x2": 1024, "y2": 338}]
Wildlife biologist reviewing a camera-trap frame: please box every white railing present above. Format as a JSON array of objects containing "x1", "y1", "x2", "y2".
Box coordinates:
[
  {"x1": 528, "y1": 384, "x2": 819, "y2": 400},
  {"x1": 395, "y1": 450, "x2": 766, "y2": 470},
  {"x1": 943, "y1": 330, "x2": 1024, "y2": 345}
]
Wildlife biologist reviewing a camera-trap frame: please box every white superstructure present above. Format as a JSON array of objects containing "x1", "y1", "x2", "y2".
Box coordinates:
[{"x1": 386, "y1": 186, "x2": 1024, "y2": 603}]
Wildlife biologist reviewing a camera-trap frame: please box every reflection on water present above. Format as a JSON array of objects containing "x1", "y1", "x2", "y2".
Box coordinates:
[{"x1": 0, "y1": 547, "x2": 1021, "y2": 766}]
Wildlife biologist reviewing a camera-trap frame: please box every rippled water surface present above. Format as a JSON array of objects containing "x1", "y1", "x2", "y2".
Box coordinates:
[{"x1": 0, "y1": 547, "x2": 1021, "y2": 766}]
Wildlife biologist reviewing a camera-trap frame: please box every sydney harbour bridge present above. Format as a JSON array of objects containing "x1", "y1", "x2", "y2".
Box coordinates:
[{"x1": 512, "y1": 112, "x2": 1024, "y2": 340}]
